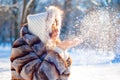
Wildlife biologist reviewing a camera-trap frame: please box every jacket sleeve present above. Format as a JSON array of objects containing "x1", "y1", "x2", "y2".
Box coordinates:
[{"x1": 10, "y1": 38, "x2": 39, "y2": 80}]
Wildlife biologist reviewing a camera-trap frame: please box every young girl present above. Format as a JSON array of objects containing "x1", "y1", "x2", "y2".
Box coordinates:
[
  {"x1": 27, "y1": 5, "x2": 83, "y2": 62},
  {"x1": 46, "y1": 18, "x2": 82, "y2": 61}
]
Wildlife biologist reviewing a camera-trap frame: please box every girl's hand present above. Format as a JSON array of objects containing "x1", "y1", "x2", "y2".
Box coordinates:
[
  {"x1": 57, "y1": 37, "x2": 83, "y2": 50},
  {"x1": 73, "y1": 38, "x2": 81, "y2": 46}
]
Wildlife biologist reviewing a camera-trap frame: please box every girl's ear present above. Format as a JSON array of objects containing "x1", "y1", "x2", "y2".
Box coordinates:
[{"x1": 49, "y1": 32, "x2": 52, "y2": 38}]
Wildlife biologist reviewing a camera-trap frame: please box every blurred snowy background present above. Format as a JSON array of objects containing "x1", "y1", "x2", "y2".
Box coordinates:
[{"x1": 0, "y1": 0, "x2": 120, "y2": 80}]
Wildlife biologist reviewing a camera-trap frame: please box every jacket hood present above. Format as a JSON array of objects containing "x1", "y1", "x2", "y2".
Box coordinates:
[{"x1": 27, "y1": 6, "x2": 63, "y2": 43}]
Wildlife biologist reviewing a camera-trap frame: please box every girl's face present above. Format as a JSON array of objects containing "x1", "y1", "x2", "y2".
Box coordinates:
[{"x1": 50, "y1": 20, "x2": 59, "y2": 39}]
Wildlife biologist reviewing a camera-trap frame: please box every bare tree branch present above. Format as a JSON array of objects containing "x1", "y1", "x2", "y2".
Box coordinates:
[
  {"x1": 22, "y1": 0, "x2": 35, "y2": 25},
  {"x1": 20, "y1": 0, "x2": 26, "y2": 26}
]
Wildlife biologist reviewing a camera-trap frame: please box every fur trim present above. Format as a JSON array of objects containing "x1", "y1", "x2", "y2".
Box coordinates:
[{"x1": 46, "y1": 6, "x2": 63, "y2": 35}]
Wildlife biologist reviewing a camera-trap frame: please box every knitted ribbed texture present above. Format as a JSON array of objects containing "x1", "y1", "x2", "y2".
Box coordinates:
[{"x1": 27, "y1": 12, "x2": 48, "y2": 43}]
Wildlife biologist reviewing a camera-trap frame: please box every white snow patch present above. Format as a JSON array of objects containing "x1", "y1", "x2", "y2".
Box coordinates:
[
  {"x1": 0, "y1": 45, "x2": 120, "y2": 80},
  {"x1": 69, "y1": 64, "x2": 120, "y2": 80}
]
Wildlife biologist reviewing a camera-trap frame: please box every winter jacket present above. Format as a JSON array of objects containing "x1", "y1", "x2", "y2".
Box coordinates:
[{"x1": 10, "y1": 24, "x2": 72, "y2": 80}]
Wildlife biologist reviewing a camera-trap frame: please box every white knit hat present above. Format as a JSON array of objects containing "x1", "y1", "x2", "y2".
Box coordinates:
[{"x1": 27, "y1": 6, "x2": 63, "y2": 43}]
